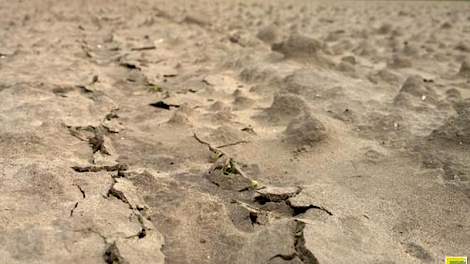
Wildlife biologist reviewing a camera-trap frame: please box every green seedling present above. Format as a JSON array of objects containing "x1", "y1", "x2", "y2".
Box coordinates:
[{"x1": 148, "y1": 85, "x2": 163, "y2": 93}]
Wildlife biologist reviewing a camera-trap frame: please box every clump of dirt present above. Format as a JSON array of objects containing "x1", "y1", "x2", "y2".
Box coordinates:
[
  {"x1": 208, "y1": 126, "x2": 248, "y2": 147},
  {"x1": 167, "y1": 111, "x2": 191, "y2": 126},
  {"x1": 283, "y1": 113, "x2": 327, "y2": 147},
  {"x1": 271, "y1": 33, "x2": 323, "y2": 60},
  {"x1": 428, "y1": 99, "x2": 470, "y2": 145},
  {"x1": 257, "y1": 93, "x2": 310, "y2": 125},
  {"x1": 368, "y1": 68, "x2": 400, "y2": 85},
  {"x1": 394, "y1": 75, "x2": 438, "y2": 106},
  {"x1": 341, "y1": 55, "x2": 356, "y2": 65},
  {"x1": 233, "y1": 95, "x2": 255, "y2": 110},
  {"x1": 445, "y1": 88, "x2": 462, "y2": 103},
  {"x1": 281, "y1": 69, "x2": 326, "y2": 96},
  {"x1": 458, "y1": 60, "x2": 470, "y2": 78},
  {"x1": 337, "y1": 61, "x2": 356, "y2": 75},
  {"x1": 256, "y1": 25, "x2": 279, "y2": 44},
  {"x1": 255, "y1": 186, "x2": 301, "y2": 203},
  {"x1": 387, "y1": 54, "x2": 413, "y2": 69},
  {"x1": 207, "y1": 161, "x2": 254, "y2": 191},
  {"x1": 210, "y1": 101, "x2": 231, "y2": 111}
]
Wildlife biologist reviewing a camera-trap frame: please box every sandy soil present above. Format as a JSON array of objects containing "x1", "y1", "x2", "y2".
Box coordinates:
[{"x1": 1, "y1": 0, "x2": 469, "y2": 263}]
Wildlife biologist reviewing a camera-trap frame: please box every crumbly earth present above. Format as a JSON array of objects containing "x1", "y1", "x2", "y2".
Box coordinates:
[{"x1": 1, "y1": 0, "x2": 469, "y2": 263}]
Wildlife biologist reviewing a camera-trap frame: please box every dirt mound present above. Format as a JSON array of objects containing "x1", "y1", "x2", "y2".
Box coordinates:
[
  {"x1": 458, "y1": 60, "x2": 470, "y2": 78},
  {"x1": 445, "y1": 88, "x2": 462, "y2": 103},
  {"x1": 167, "y1": 104, "x2": 193, "y2": 126},
  {"x1": 428, "y1": 99, "x2": 470, "y2": 145},
  {"x1": 281, "y1": 69, "x2": 332, "y2": 96},
  {"x1": 271, "y1": 33, "x2": 331, "y2": 65},
  {"x1": 368, "y1": 69, "x2": 400, "y2": 85},
  {"x1": 257, "y1": 93, "x2": 310, "y2": 125},
  {"x1": 337, "y1": 61, "x2": 356, "y2": 75},
  {"x1": 168, "y1": 111, "x2": 191, "y2": 126},
  {"x1": 208, "y1": 125, "x2": 247, "y2": 146},
  {"x1": 402, "y1": 42, "x2": 420, "y2": 57},
  {"x1": 256, "y1": 25, "x2": 279, "y2": 44},
  {"x1": 283, "y1": 113, "x2": 327, "y2": 146},
  {"x1": 398, "y1": 75, "x2": 427, "y2": 97},
  {"x1": 352, "y1": 40, "x2": 378, "y2": 57},
  {"x1": 394, "y1": 75, "x2": 438, "y2": 106},
  {"x1": 341, "y1": 56, "x2": 356, "y2": 65},
  {"x1": 233, "y1": 95, "x2": 255, "y2": 110},
  {"x1": 376, "y1": 22, "x2": 393, "y2": 35},
  {"x1": 210, "y1": 101, "x2": 231, "y2": 111},
  {"x1": 387, "y1": 54, "x2": 412, "y2": 69}
]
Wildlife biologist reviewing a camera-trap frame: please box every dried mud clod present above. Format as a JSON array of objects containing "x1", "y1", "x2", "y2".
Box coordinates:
[
  {"x1": 100, "y1": 174, "x2": 164, "y2": 263},
  {"x1": 89, "y1": 129, "x2": 108, "y2": 154},
  {"x1": 103, "y1": 108, "x2": 124, "y2": 133},
  {"x1": 67, "y1": 110, "x2": 122, "y2": 165},
  {"x1": 238, "y1": 219, "x2": 319, "y2": 264},
  {"x1": 255, "y1": 186, "x2": 302, "y2": 203},
  {"x1": 231, "y1": 199, "x2": 271, "y2": 230},
  {"x1": 251, "y1": 185, "x2": 333, "y2": 219},
  {"x1": 207, "y1": 156, "x2": 254, "y2": 191}
]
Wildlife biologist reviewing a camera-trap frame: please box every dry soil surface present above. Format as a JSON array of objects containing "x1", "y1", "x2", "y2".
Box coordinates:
[{"x1": 1, "y1": 0, "x2": 470, "y2": 263}]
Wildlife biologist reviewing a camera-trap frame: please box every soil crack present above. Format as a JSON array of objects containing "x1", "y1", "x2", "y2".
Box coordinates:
[
  {"x1": 70, "y1": 201, "x2": 79, "y2": 217},
  {"x1": 294, "y1": 221, "x2": 320, "y2": 264},
  {"x1": 71, "y1": 163, "x2": 128, "y2": 173}
]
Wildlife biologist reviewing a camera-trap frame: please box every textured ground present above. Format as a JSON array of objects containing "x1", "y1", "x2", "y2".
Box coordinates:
[{"x1": 1, "y1": 0, "x2": 469, "y2": 263}]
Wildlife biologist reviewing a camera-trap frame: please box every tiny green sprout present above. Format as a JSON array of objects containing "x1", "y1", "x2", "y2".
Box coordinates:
[
  {"x1": 250, "y1": 180, "x2": 259, "y2": 189},
  {"x1": 148, "y1": 85, "x2": 163, "y2": 93}
]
